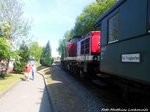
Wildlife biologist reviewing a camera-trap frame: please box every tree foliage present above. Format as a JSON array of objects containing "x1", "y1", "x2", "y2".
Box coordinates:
[
  {"x1": 0, "y1": 0, "x2": 31, "y2": 46},
  {"x1": 0, "y1": 38, "x2": 10, "y2": 61},
  {"x1": 40, "y1": 41, "x2": 54, "y2": 66},
  {"x1": 57, "y1": 39, "x2": 66, "y2": 60},
  {"x1": 0, "y1": 34, "x2": 18, "y2": 76},
  {"x1": 29, "y1": 41, "x2": 42, "y2": 62},
  {"x1": 13, "y1": 42, "x2": 30, "y2": 73},
  {"x1": 74, "y1": 0, "x2": 117, "y2": 36}
]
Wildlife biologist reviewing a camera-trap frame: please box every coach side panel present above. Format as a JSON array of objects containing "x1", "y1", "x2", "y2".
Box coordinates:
[{"x1": 100, "y1": 0, "x2": 150, "y2": 85}]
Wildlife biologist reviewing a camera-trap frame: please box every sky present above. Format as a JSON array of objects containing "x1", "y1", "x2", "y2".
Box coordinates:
[{"x1": 23, "y1": 0, "x2": 96, "y2": 57}]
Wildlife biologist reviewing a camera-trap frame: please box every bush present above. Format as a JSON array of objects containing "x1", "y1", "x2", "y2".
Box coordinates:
[
  {"x1": 13, "y1": 61, "x2": 26, "y2": 73},
  {"x1": 40, "y1": 57, "x2": 54, "y2": 67}
]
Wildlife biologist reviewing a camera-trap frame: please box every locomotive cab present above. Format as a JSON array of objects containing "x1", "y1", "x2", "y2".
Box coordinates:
[
  {"x1": 65, "y1": 36, "x2": 80, "y2": 60},
  {"x1": 77, "y1": 31, "x2": 101, "y2": 62}
]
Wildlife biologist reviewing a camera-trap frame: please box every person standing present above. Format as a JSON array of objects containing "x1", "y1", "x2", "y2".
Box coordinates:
[
  {"x1": 31, "y1": 64, "x2": 36, "y2": 80},
  {"x1": 24, "y1": 64, "x2": 31, "y2": 81}
]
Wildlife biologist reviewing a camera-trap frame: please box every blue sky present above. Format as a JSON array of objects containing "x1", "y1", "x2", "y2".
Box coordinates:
[{"x1": 23, "y1": 0, "x2": 95, "y2": 57}]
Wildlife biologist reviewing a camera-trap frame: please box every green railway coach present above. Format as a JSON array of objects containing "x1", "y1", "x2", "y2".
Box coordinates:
[{"x1": 95, "y1": 0, "x2": 150, "y2": 86}]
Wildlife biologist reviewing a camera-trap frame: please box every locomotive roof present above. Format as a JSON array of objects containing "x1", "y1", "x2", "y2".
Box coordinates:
[
  {"x1": 68, "y1": 35, "x2": 81, "y2": 42},
  {"x1": 94, "y1": 0, "x2": 126, "y2": 27}
]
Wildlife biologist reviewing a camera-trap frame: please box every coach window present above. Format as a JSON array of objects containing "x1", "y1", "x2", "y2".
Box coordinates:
[{"x1": 108, "y1": 13, "x2": 119, "y2": 43}]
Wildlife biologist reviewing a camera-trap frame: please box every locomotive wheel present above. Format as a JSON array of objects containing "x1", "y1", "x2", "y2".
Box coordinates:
[
  {"x1": 79, "y1": 70, "x2": 89, "y2": 80},
  {"x1": 73, "y1": 67, "x2": 77, "y2": 75},
  {"x1": 73, "y1": 69, "x2": 76, "y2": 75},
  {"x1": 79, "y1": 70, "x2": 84, "y2": 78},
  {"x1": 79, "y1": 69, "x2": 86, "y2": 80}
]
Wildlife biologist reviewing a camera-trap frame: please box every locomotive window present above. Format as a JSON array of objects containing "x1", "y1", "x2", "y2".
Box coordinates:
[
  {"x1": 148, "y1": 0, "x2": 150, "y2": 32},
  {"x1": 108, "y1": 13, "x2": 119, "y2": 43}
]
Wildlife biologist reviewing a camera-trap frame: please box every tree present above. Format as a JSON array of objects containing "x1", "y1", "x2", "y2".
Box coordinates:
[
  {"x1": 0, "y1": 30, "x2": 17, "y2": 75},
  {"x1": 57, "y1": 39, "x2": 66, "y2": 60},
  {"x1": 0, "y1": 0, "x2": 31, "y2": 44},
  {"x1": 13, "y1": 41, "x2": 30, "y2": 73},
  {"x1": 0, "y1": 0, "x2": 31, "y2": 74},
  {"x1": 40, "y1": 41, "x2": 54, "y2": 66},
  {"x1": 29, "y1": 41, "x2": 42, "y2": 62}
]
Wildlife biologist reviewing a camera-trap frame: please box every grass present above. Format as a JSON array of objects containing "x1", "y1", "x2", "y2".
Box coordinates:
[
  {"x1": 37, "y1": 66, "x2": 54, "y2": 84},
  {"x1": 0, "y1": 73, "x2": 23, "y2": 94}
]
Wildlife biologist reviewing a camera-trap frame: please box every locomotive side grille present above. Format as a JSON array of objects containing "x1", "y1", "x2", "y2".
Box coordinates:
[{"x1": 81, "y1": 38, "x2": 90, "y2": 55}]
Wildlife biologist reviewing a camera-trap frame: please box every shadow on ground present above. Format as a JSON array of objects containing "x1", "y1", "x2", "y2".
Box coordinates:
[
  {"x1": 44, "y1": 65, "x2": 91, "y2": 112},
  {"x1": 39, "y1": 65, "x2": 150, "y2": 112},
  {"x1": 39, "y1": 87, "x2": 53, "y2": 112}
]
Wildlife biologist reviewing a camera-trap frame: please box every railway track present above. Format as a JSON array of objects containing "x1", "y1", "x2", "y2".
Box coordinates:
[{"x1": 54, "y1": 62, "x2": 150, "y2": 109}]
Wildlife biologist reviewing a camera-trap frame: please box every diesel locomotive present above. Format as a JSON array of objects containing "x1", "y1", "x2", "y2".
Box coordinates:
[
  {"x1": 62, "y1": 0, "x2": 150, "y2": 94},
  {"x1": 62, "y1": 31, "x2": 101, "y2": 79}
]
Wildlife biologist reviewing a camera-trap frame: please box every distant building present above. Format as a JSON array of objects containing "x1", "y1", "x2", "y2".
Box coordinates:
[
  {"x1": 0, "y1": 58, "x2": 15, "y2": 73},
  {"x1": 8, "y1": 58, "x2": 15, "y2": 72}
]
